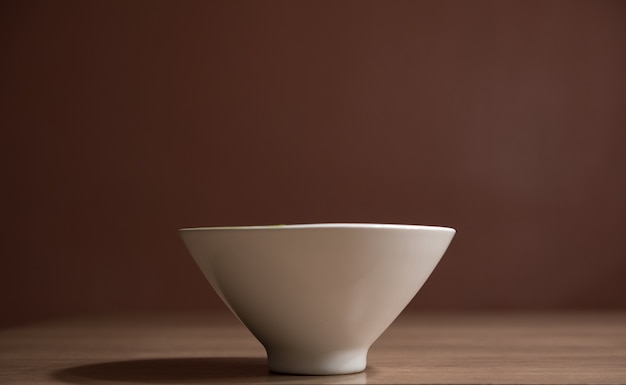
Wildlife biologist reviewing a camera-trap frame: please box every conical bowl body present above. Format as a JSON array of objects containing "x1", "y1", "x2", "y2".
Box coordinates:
[{"x1": 180, "y1": 223, "x2": 455, "y2": 375}]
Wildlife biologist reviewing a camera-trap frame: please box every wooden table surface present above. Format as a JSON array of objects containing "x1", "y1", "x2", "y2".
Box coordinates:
[{"x1": 1, "y1": 311, "x2": 625, "y2": 384}]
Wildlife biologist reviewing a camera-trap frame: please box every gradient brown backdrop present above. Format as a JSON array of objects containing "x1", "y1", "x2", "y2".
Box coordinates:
[{"x1": 2, "y1": 0, "x2": 625, "y2": 327}]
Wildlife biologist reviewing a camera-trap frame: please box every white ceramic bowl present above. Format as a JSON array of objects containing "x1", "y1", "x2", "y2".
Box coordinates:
[{"x1": 179, "y1": 223, "x2": 455, "y2": 375}]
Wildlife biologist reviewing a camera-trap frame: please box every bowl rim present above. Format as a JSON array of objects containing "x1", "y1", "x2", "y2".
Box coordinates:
[{"x1": 179, "y1": 223, "x2": 455, "y2": 233}]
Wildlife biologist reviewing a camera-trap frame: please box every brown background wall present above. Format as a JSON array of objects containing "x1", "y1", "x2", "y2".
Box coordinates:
[{"x1": 2, "y1": 0, "x2": 625, "y2": 327}]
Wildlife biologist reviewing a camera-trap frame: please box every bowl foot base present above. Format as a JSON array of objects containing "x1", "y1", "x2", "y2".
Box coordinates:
[{"x1": 267, "y1": 348, "x2": 367, "y2": 375}]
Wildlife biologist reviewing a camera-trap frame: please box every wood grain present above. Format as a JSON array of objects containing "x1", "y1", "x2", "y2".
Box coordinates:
[{"x1": 1, "y1": 311, "x2": 625, "y2": 384}]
